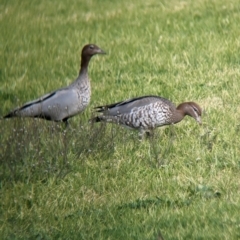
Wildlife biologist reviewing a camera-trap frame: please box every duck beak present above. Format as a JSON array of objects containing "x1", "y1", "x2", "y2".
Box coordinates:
[
  {"x1": 196, "y1": 116, "x2": 202, "y2": 125},
  {"x1": 98, "y1": 48, "x2": 106, "y2": 54}
]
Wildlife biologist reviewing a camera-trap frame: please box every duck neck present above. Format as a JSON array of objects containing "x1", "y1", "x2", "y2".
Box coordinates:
[
  {"x1": 79, "y1": 55, "x2": 91, "y2": 76},
  {"x1": 172, "y1": 109, "x2": 185, "y2": 124}
]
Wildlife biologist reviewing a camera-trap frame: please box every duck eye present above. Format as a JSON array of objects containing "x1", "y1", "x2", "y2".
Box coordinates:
[
  {"x1": 89, "y1": 45, "x2": 94, "y2": 49},
  {"x1": 193, "y1": 107, "x2": 198, "y2": 112},
  {"x1": 193, "y1": 106, "x2": 201, "y2": 115}
]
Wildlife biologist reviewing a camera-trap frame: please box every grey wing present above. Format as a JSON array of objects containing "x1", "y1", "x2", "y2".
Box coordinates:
[
  {"x1": 101, "y1": 95, "x2": 174, "y2": 116},
  {"x1": 6, "y1": 88, "x2": 83, "y2": 121},
  {"x1": 38, "y1": 88, "x2": 83, "y2": 120},
  {"x1": 4, "y1": 91, "x2": 56, "y2": 118},
  {"x1": 17, "y1": 91, "x2": 58, "y2": 110}
]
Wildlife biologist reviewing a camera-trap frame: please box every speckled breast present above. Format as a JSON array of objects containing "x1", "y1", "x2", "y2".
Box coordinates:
[{"x1": 118, "y1": 102, "x2": 172, "y2": 129}]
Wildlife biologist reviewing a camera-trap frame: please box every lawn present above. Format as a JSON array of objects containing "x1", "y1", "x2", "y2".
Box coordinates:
[{"x1": 1, "y1": 0, "x2": 240, "y2": 239}]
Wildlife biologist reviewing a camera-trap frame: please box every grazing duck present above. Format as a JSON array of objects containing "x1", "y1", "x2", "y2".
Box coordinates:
[
  {"x1": 91, "y1": 95, "x2": 202, "y2": 138},
  {"x1": 3, "y1": 44, "x2": 106, "y2": 126}
]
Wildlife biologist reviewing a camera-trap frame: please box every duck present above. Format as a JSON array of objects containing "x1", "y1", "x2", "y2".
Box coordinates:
[
  {"x1": 3, "y1": 44, "x2": 106, "y2": 126},
  {"x1": 91, "y1": 95, "x2": 202, "y2": 138}
]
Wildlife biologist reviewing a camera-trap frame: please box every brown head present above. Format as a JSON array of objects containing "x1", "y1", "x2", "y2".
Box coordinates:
[
  {"x1": 80, "y1": 44, "x2": 106, "y2": 73},
  {"x1": 175, "y1": 102, "x2": 202, "y2": 124}
]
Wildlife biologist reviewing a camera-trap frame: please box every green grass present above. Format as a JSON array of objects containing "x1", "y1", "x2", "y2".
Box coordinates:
[{"x1": 1, "y1": 0, "x2": 240, "y2": 239}]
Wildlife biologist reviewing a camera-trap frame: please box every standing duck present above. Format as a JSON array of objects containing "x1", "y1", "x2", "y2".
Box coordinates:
[
  {"x1": 91, "y1": 95, "x2": 202, "y2": 138},
  {"x1": 3, "y1": 44, "x2": 106, "y2": 125}
]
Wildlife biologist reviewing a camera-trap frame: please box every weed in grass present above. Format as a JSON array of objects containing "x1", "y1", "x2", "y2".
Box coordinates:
[
  {"x1": 146, "y1": 126, "x2": 176, "y2": 168},
  {"x1": 1, "y1": 119, "x2": 71, "y2": 182},
  {"x1": 0, "y1": 118, "x2": 121, "y2": 183}
]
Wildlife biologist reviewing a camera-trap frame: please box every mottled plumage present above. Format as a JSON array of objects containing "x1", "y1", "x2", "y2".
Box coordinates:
[
  {"x1": 3, "y1": 44, "x2": 105, "y2": 125},
  {"x1": 91, "y1": 95, "x2": 202, "y2": 137}
]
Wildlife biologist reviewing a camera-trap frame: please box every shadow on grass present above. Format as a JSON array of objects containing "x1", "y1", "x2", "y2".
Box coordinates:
[
  {"x1": 117, "y1": 196, "x2": 192, "y2": 210},
  {"x1": 118, "y1": 187, "x2": 221, "y2": 210}
]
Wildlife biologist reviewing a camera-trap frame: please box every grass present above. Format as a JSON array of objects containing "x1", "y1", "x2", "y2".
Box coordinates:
[{"x1": 1, "y1": 0, "x2": 240, "y2": 239}]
